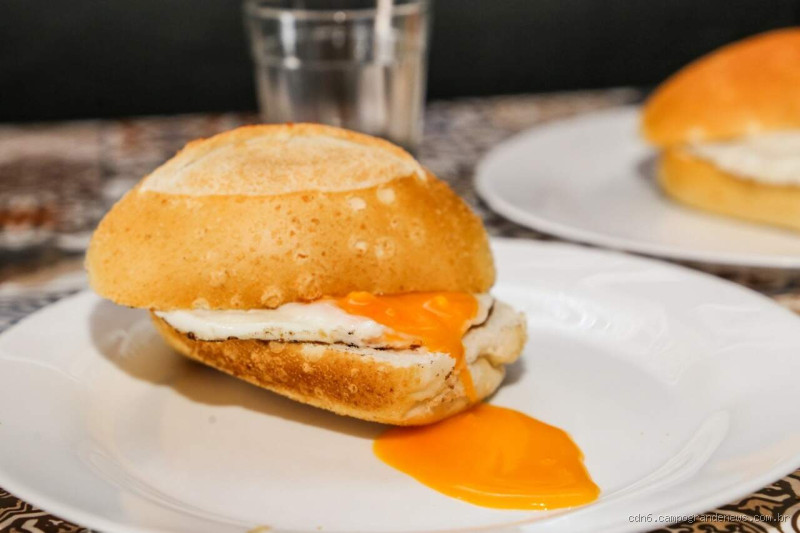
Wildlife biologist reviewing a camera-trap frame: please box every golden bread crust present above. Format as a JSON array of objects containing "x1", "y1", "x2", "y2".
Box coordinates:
[
  {"x1": 658, "y1": 147, "x2": 800, "y2": 232},
  {"x1": 643, "y1": 28, "x2": 800, "y2": 146},
  {"x1": 139, "y1": 123, "x2": 423, "y2": 196},
  {"x1": 86, "y1": 125, "x2": 494, "y2": 310},
  {"x1": 151, "y1": 303, "x2": 527, "y2": 425}
]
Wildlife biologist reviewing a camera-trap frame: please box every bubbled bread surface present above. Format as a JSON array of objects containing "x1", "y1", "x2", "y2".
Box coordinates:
[{"x1": 87, "y1": 124, "x2": 495, "y2": 310}]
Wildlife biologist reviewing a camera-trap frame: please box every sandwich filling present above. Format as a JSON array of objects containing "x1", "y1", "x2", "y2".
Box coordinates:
[
  {"x1": 689, "y1": 130, "x2": 800, "y2": 185},
  {"x1": 156, "y1": 292, "x2": 494, "y2": 400},
  {"x1": 155, "y1": 293, "x2": 492, "y2": 348}
]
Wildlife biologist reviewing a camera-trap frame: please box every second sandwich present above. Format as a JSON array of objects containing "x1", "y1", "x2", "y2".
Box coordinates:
[{"x1": 642, "y1": 28, "x2": 800, "y2": 232}]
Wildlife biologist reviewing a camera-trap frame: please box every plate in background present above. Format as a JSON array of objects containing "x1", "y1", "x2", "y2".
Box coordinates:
[
  {"x1": 476, "y1": 107, "x2": 800, "y2": 268},
  {"x1": 0, "y1": 239, "x2": 799, "y2": 532}
]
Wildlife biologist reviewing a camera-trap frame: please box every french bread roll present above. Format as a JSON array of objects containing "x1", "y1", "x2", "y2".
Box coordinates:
[{"x1": 87, "y1": 123, "x2": 526, "y2": 425}]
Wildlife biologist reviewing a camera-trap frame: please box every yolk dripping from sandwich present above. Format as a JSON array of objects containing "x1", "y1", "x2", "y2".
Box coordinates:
[
  {"x1": 335, "y1": 292, "x2": 599, "y2": 510},
  {"x1": 374, "y1": 404, "x2": 600, "y2": 510},
  {"x1": 334, "y1": 292, "x2": 479, "y2": 400}
]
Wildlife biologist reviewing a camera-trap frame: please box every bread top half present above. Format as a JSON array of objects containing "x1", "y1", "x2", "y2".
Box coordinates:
[
  {"x1": 86, "y1": 123, "x2": 495, "y2": 310},
  {"x1": 642, "y1": 28, "x2": 800, "y2": 147}
]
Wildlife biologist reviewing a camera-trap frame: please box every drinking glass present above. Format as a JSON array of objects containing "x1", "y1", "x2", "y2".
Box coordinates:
[{"x1": 244, "y1": 0, "x2": 430, "y2": 152}]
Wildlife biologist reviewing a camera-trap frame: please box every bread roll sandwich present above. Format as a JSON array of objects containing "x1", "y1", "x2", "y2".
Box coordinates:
[
  {"x1": 87, "y1": 124, "x2": 526, "y2": 425},
  {"x1": 642, "y1": 28, "x2": 800, "y2": 231}
]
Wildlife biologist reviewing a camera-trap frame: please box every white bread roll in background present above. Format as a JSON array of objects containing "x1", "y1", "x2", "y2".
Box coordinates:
[{"x1": 642, "y1": 29, "x2": 800, "y2": 232}]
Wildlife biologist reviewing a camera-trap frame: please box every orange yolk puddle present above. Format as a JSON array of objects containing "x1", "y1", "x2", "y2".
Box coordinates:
[
  {"x1": 332, "y1": 292, "x2": 597, "y2": 509},
  {"x1": 334, "y1": 292, "x2": 479, "y2": 400},
  {"x1": 374, "y1": 404, "x2": 599, "y2": 510}
]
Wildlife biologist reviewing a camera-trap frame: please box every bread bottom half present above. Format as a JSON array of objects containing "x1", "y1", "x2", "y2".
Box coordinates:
[
  {"x1": 151, "y1": 301, "x2": 526, "y2": 425},
  {"x1": 659, "y1": 147, "x2": 800, "y2": 232}
]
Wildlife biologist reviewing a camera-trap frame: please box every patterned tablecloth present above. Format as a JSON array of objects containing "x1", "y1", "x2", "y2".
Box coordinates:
[{"x1": 0, "y1": 89, "x2": 798, "y2": 532}]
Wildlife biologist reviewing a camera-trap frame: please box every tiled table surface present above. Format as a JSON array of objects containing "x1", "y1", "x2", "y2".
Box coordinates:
[{"x1": 0, "y1": 89, "x2": 798, "y2": 532}]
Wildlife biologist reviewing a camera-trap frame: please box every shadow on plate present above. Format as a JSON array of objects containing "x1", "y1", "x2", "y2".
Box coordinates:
[
  {"x1": 502, "y1": 356, "x2": 526, "y2": 387},
  {"x1": 88, "y1": 299, "x2": 382, "y2": 440},
  {"x1": 636, "y1": 153, "x2": 658, "y2": 187}
]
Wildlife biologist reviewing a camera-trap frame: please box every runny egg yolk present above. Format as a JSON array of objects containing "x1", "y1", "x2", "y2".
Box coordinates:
[
  {"x1": 374, "y1": 404, "x2": 600, "y2": 510},
  {"x1": 334, "y1": 292, "x2": 479, "y2": 400}
]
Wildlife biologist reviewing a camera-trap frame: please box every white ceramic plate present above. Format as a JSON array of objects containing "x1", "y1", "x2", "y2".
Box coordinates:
[
  {"x1": 1, "y1": 239, "x2": 800, "y2": 533},
  {"x1": 476, "y1": 107, "x2": 800, "y2": 268}
]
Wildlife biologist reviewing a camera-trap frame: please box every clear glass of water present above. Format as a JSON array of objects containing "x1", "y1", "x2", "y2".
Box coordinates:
[{"x1": 244, "y1": 0, "x2": 430, "y2": 152}]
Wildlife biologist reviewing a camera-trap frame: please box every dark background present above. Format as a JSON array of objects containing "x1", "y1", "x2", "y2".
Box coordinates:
[{"x1": 2, "y1": 0, "x2": 799, "y2": 122}]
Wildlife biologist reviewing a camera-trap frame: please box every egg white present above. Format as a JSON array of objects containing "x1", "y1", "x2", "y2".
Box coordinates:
[
  {"x1": 156, "y1": 294, "x2": 493, "y2": 349},
  {"x1": 689, "y1": 129, "x2": 800, "y2": 185}
]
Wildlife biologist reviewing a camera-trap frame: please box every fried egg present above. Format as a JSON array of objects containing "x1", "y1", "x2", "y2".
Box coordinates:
[
  {"x1": 155, "y1": 293, "x2": 493, "y2": 351},
  {"x1": 689, "y1": 130, "x2": 800, "y2": 185}
]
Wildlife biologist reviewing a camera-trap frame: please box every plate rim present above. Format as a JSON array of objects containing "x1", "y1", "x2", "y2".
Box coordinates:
[
  {"x1": 476, "y1": 106, "x2": 800, "y2": 269},
  {"x1": 0, "y1": 238, "x2": 799, "y2": 532},
  {"x1": 0, "y1": 291, "x2": 181, "y2": 533}
]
